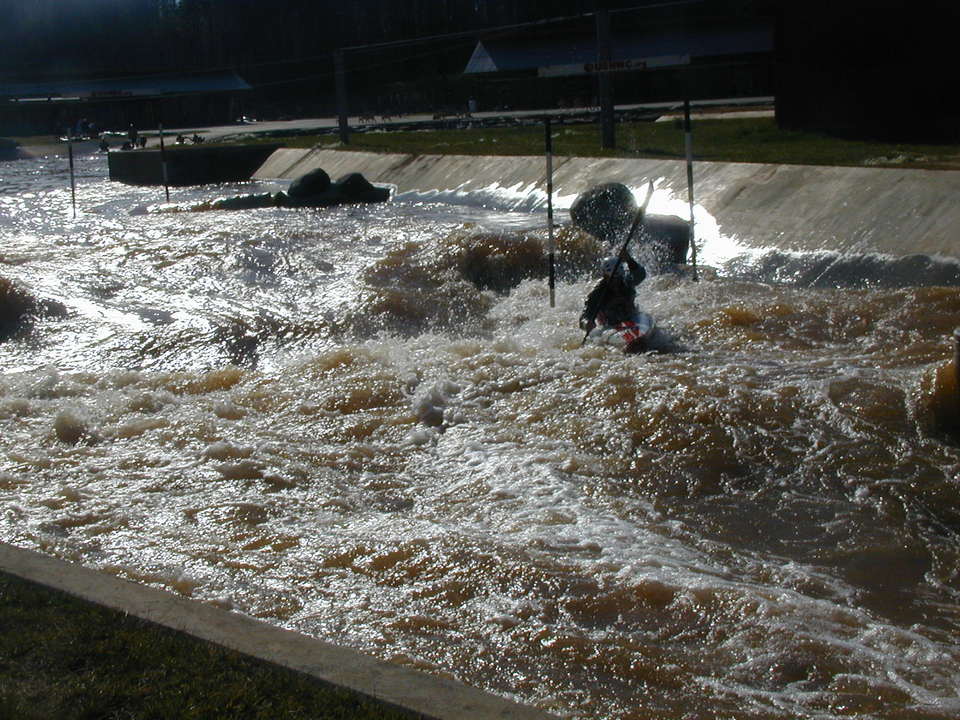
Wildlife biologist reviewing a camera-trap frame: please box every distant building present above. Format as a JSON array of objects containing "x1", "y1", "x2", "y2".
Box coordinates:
[
  {"x1": 774, "y1": 0, "x2": 959, "y2": 142},
  {"x1": 0, "y1": 71, "x2": 250, "y2": 137},
  {"x1": 463, "y1": 7, "x2": 774, "y2": 112},
  {"x1": 463, "y1": 1, "x2": 958, "y2": 143}
]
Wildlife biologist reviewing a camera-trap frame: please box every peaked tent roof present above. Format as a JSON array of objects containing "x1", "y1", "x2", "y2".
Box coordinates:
[{"x1": 0, "y1": 71, "x2": 250, "y2": 102}]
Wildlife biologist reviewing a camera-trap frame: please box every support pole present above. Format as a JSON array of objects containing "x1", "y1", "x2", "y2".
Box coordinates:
[
  {"x1": 545, "y1": 117, "x2": 556, "y2": 308},
  {"x1": 153, "y1": 100, "x2": 170, "y2": 202},
  {"x1": 158, "y1": 123, "x2": 170, "y2": 203},
  {"x1": 335, "y1": 50, "x2": 350, "y2": 145},
  {"x1": 683, "y1": 99, "x2": 698, "y2": 281},
  {"x1": 596, "y1": 9, "x2": 615, "y2": 150},
  {"x1": 953, "y1": 327, "x2": 960, "y2": 396},
  {"x1": 68, "y1": 140, "x2": 77, "y2": 219}
]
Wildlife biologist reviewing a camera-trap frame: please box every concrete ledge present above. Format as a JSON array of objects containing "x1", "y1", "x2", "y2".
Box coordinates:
[
  {"x1": 253, "y1": 148, "x2": 960, "y2": 259},
  {"x1": 0, "y1": 542, "x2": 555, "y2": 720}
]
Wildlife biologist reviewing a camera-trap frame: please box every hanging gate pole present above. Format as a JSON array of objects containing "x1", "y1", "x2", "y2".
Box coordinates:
[
  {"x1": 545, "y1": 117, "x2": 556, "y2": 308},
  {"x1": 684, "y1": 99, "x2": 698, "y2": 281},
  {"x1": 152, "y1": 101, "x2": 170, "y2": 202},
  {"x1": 159, "y1": 122, "x2": 170, "y2": 203},
  {"x1": 335, "y1": 50, "x2": 350, "y2": 145},
  {"x1": 68, "y1": 140, "x2": 77, "y2": 219}
]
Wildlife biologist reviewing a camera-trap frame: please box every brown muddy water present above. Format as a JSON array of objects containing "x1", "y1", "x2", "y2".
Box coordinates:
[{"x1": 1, "y1": 153, "x2": 959, "y2": 719}]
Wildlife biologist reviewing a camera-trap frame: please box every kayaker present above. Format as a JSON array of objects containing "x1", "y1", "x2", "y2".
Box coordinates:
[{"x1": 579, "y1": 252, "x2": 646, "y2": 334}]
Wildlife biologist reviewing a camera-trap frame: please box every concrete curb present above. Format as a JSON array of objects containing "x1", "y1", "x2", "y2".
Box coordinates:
[{"x1": 0, "y1": 542, "x2": 556, "y2": 720}]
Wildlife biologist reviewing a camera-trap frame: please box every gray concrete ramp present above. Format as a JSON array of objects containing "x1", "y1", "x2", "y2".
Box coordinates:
[
  {"x1": 689, "y1": 162, "x2": 960, "y2": 257},
  {"x1": 254, "y1": 149, "x2": 960, "y2": 260},
  {"x1": 0, "y1": 542, "x2": 556, "y2": 720}
]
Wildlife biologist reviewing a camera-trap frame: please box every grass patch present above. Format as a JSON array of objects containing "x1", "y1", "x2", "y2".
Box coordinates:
[
  {"x1": 253, "y1": 117, "x2": 960, "y2": 170},
  {"x1": 0, "y1": 572, "x2": 410, "y2": 720},
  {"x1": 10, "y1": 115, "x2": 959, "y2": 169},
  {"x1": 5, "y1": 135, "x2": 61, "y2": 146}
]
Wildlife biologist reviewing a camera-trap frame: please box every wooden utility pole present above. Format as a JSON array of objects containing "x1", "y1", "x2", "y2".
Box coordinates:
[
  {"x1": 596, "y1": 8, "x2": 615, "y2": 149},
  {"x1": 335, "y1": 50, "x2": 350, "y2": 145}
]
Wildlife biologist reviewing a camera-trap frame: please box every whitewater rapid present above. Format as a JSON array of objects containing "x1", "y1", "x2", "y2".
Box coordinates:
[{"x1": 1, "y1": 152, "x2": 959, "y2": 719}]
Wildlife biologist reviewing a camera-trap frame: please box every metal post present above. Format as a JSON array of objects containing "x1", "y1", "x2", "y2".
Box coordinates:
[
  {"x1": 596, "y1": 9, "x2": 615, "y2": 149},
  {"x1": 953, "y1": 328, "x2": 960, "y2": 398},
  {"x1": 545, "y1": 117, "x2": 556, "y2": 308},
  {"x1": 68, "y1": 141, "x2": 77, "y2": 219},
  {"x1": 335, "y1": 50, "x2": 350, "y2": 145},
  {"x1": 684, "y1": 99, "x2": 698, "y2": 281},
  {"x1": 158, "y1": 123, "x2": 170, "y2": 203}
]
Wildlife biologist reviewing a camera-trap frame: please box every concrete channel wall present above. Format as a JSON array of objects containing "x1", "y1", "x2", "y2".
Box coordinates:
[
  {"x1": 255, "y1": 149, "x2": 960, "y2": 260},
  {"x1": 0, "y1": 542, "x2": 556, "y2": 720}
]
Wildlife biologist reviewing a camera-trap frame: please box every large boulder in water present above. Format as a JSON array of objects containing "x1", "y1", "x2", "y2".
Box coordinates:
[
  {"x1": 334, "y1": 172, "x2": 390, "y2": 202},
  {"x1": 570, "y1": 182, "x2": 637, "y2": 243},
  {"x1": 571, "y1": 182, "x2": 689, "y2": 267},
  {"x1": 286, "y1": 167, "x2": 332, "y2": 199},
  {"x1": 198, "y1": 168, "x2": 389, "y2": 211},
  {"x1": 0, "y1": 276, "x2": 66, "y2": 341},
  {"x1": 279, "y1": 169, "x2": 389, "y2": 207},
  {"x1": 642, "y1": 213, "x2": 690, "y2": 265}
]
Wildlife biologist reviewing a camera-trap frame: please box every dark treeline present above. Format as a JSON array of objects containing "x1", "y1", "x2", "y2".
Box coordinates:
[
  {"x1": 2, "y1": 0, "x2": 774, "y2": 77},
  {"x1": 0, "y1": 0, "x2": 771, "y2": 132},
  {"x1": 0, "y1": 1, "x2": 626, "y2": 82},
  {"x1": 0, "y1": 0, "x2": 647, "y2": 122},
  {"x1": 1, "y1": 1, "x2": 666, "y2": 79}
]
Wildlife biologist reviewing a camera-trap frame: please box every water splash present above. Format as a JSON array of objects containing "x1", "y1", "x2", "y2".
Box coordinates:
[{"x1": 1, "y1": 155, "x2": 960, "y2": 720}]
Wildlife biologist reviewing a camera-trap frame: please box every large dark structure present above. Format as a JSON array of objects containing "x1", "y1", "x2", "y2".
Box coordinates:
[
  {"x1": 0, "y1": 72, "x2": 250, "y2": 137},
  {"x1": 463, "y1": 5, "x2": 774, "y2": 111},
  {"x1": 1, "y1": 1, "x2": 954, "y2": 144},
  {"x1": 462, "y1": 1, "x2": 959, "y2": 143},
  {"x1": 107, "y1": 143, "x2": 279, "y2": 186},
  {"x1": 774, "y1": 1, "x2": 960, "y2": 142}
]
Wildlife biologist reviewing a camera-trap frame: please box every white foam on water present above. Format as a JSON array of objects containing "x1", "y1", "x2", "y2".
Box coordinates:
[{"x1": 1, "y1": 157, "x2": 959, "y2": 719}]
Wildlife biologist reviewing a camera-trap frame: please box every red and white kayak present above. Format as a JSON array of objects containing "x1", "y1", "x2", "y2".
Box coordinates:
[{"x1": 586, "y1": 311, "x2": 656, "y2": 354}]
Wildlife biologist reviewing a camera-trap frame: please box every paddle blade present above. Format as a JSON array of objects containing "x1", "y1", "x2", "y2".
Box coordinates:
[{"x1": 640, "y1": 180, "x2": 654, "y2": 214}]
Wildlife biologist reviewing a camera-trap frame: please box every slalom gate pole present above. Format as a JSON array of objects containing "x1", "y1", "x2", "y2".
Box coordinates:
[
  {"x1": 954, "y1": 328, "x2": 960, "y2": 413},
  {"x1": 684, "y1": 99, "x2": 698, "y2": 281},
  {"x1": 545, "y1": 117, "x2": 556, "y2": 308},
  {"x1": 68, "y1": 140, "x2": 77, "y2": 219},
  {"x1": 159, "y1": 122, "x2": 170, "y2": 203}
]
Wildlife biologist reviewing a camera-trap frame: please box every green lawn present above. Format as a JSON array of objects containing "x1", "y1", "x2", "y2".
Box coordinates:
[
  {"x1": 263, "y1": 116, "x2": 960, "y2": 170},
  {"x1": 12, "y1": 115, "x2": 960, "y2": 169},
  {"x1": 0, "y1": 572, "x2": 410, "y2": 720}
]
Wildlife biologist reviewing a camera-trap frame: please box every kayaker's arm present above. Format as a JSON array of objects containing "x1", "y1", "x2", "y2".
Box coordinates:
[
  {"x1": 579, "y1": 281, "x2": 606, "y2": 331},
  {"x1": 624, "y1": 253, "x2": 646, "y2": 286}
]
